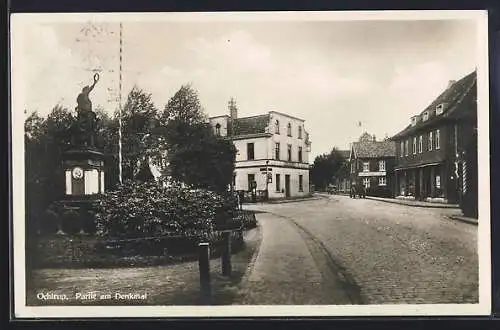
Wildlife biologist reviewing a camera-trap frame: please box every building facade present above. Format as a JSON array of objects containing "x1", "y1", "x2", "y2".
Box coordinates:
[
  {"x1": 349, "y1": 133, "x2": 396, "y2": 197},
  {"x1": 209, "y1": 101, "x2": 311, "y2": 199},
  {"x1": 391, "y1": 71, "x2": 477, "y2": 207}
]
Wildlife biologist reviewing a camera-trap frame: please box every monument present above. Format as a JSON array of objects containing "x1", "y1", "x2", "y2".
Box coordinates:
[{"x1": 50, "y1": 73, "x2": 105, "y2": 234}]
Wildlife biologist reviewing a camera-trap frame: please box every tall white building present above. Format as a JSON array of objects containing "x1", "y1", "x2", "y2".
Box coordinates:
[{"x1": 209, "y1": 100, "x2": 311, "y2": 199}]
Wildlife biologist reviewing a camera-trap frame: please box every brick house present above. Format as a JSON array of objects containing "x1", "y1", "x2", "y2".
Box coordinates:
[
  {"x1": 209, "y1": 99, "x2": 312, "y2": 199},
  {"x1": 390, "y1": 71, "x2": 477, "y2": 209},
  {"x1": 349, "y1": 133, "x2": 396, "y2": 197}
]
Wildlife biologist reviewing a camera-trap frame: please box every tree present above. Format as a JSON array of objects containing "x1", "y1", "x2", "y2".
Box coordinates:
[
  {"x1": 121, "y1": 86, "x2": 160, "y2": 180},
  {"x1": 310, "y1": 148, "x2": 346, "y2": 190},
  {"x1": 24, "y1": 106, "x2": 75, "y2": 234},
  {"x1": 161, "y1": 84, "x2": 207, "y2": 126},
  {"x1": 162, "y1": 85, "x2": 236, "y2": 193}
]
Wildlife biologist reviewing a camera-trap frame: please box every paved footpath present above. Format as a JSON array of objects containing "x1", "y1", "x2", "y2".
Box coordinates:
[{"x1": 237, "y1": 212, "x2": 357, "y2": 305}]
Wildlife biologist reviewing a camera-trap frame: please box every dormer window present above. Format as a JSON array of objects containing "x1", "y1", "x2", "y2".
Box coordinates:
[
  {"x1": 436, "y1": 103, "x2": 444, "y2": 115},
  {"x1": 275, "y1": 120, "x2": 280, "y2": 134},
  {"x1": 423, "y1": 111, "x2": 429, "y2": 121},
  {"x1": 411, "y1": 116, "x2": 418, "y2": 127}
]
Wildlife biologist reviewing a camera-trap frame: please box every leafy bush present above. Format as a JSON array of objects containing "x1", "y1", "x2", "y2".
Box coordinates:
[{"x1": 92, "y1": 181, "x2": 237, "y2": 239}]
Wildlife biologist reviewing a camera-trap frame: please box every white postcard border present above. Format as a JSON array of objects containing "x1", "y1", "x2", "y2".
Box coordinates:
[{"x1": 11, "y1": 10, "x2": 491, "y2": 318}]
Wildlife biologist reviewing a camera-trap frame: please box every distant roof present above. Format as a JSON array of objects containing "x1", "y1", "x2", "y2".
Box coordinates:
[
  {"x1": 233, "y1": 114, "x2": 270, "y2": 136},
  {"x1": 392, "y1": 71, "x2": 477, "y2": 140},
  {"x1": 352, "y1": 140, "x2": 396, "y2": 159}
]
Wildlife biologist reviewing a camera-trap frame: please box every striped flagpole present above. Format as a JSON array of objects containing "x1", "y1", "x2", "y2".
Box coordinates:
[{"x1": 118, "y1": 22, "x2": 123, "y2": 185}]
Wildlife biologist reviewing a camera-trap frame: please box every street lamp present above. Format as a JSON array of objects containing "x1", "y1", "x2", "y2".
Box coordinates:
[{"x1": 265, "y1": 160, "x2": 270, "y2": 201}]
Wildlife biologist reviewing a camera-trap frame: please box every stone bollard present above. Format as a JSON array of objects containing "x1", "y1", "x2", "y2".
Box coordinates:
[
  {"x1": 198, "y1": 242, "x2": 212, "y2": 304},
  {"x1": 221, "y1": 231, "x2": 232, "y2": 276}
]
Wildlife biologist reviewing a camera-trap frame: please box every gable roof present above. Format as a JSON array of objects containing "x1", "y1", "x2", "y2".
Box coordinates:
[
  {"x1": 391, "y1": 71, "x2": 477, "y2": 140},
  {"x1": 232, "y1": 114, "x2": 270, "y2": 136},
  {"x1": 352, "y1": 140, "x2": 396, "y2": 159}
]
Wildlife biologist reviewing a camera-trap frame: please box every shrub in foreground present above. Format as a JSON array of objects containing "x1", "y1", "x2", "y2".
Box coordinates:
[{"x1": 93, "y1": 181, "x2": 237, "y2": 240}]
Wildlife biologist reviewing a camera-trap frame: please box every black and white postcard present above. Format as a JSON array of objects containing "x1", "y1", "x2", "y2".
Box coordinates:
[{"x1": 10, "y1": 10, "x2": 491, "y2": 318}]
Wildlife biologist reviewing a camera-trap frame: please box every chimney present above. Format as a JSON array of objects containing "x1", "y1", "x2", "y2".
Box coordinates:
[
  {"x1": 372, "y1": 135, "x2": 376, "y2": 142},
  {"x1": 229, "y1": 97, "x2": 238, "y2": 121}
]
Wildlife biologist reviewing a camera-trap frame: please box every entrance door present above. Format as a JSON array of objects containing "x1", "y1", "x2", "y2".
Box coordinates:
[{"x1": 285, "y1": 175, "x2": 291, "y2": 198}]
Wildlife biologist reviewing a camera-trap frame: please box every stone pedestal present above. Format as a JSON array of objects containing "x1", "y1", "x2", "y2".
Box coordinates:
[{"x1": 54, "y1": 147, "x2": 105, "y2": 235}]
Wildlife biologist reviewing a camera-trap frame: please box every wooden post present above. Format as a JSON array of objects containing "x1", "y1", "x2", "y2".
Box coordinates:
[
  {"x1": 198, "y1": 242, "x2": 211, "y2": 304},
  {"x1": 221, "y1": 231, "x2": 232, "y2": 276}
]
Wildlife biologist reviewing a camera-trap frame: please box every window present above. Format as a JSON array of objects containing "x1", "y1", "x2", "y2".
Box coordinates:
[
  {"x1": 275, "y1": 120, "x2": 280, "y2": 134},
  {"x1": 275, "y1": 142, "x2": 280, "y2": 160},
  {"x1": 436, "y1": 104, "x2": 444, "y2": 115},
  {"x1": 436, "y1": 129, "x2": 440, "y2": 149},
  {"x1": 412, "y1": 137, "x2": 417, "y2": 154},
  {"x1": 363, "y1": 178, "x2": 370, "y2": 188},
  {"x1": 351, "y1": 162, "x2": 355, "y2": 174},
  {"x1": 436, "y1": 175, "x2": 441, "y2": 188},
  {"x1": 428, "y1": 131, "x2": 433, "y2": 151},
  {"x1": 248, "y1": 174, "x2": 255, "y2": 191},
  {"x1": 215, "y1": 123, "x2": 221, "y2": 136},
  {"x1": 418, "y1": 135, "x2": 423, "y2": 153},
  {"x1": 298, "y1": 126, "x2": 303, "y2": 139},
  {"x1": 287, "y1": 123, "x2": 292, "y2": 136},
  {"x1": 423, "y1": 111, "x2": 429, "y2": 121},
  {"x1": 247, "y1": 143, "x2": 254, "y2": 160},
  {"x1": 298, "y1": 146, "x2": 303, "y2": 162},
  {"x1": 400, "y1": 142, "x2": 404, "y2": 158},
  {"x1": 379, "y1": 160, "x2": 386, "y2": 172},
  {"x1": 299, "y1": 175, "x2": 303, "y2": 192},
  {"x1": 363, "y1": 162, "x2": 369, "y2": 172},
  {"x1": 275, "y1": 174, "x2": 281, "y2": 192},
  {"x1": 287, "y1": 144, "x2": 292, "y2": 161},
  {"x1": 405, "y1": 140, "x2": 409, "y2": 156},
  {"x1": 379, "y1": 177, "x2": 386, "y2": 186}
]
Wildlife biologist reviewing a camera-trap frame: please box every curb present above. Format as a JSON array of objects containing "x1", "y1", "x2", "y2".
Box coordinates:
[
  {"x1": 448, "y1": 216, "x2": 478, "y2": 226},
  {"x1": 257, "y1": 196, "x2": 324, "y2": 205},
  {"x1": 365, "y1": 196, "x2": 460, "y2": 209}
]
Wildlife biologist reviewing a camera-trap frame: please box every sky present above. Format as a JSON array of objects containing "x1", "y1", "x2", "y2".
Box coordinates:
[{"x1": 13, "y1": 14, "x2": 479, "y2": 161}]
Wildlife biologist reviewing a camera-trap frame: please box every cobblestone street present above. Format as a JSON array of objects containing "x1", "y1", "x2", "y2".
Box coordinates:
[{"x1": 242, "y1": 194, "x2": 478, "y2": 305}]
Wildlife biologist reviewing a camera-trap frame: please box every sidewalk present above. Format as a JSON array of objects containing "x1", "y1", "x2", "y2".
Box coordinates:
[
  {"x1": 365, "y1": 196, "x2": 459, "y2": 209},
  {"x1": 237, "y1": 212, "x2": 353, "y2": 305}
]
